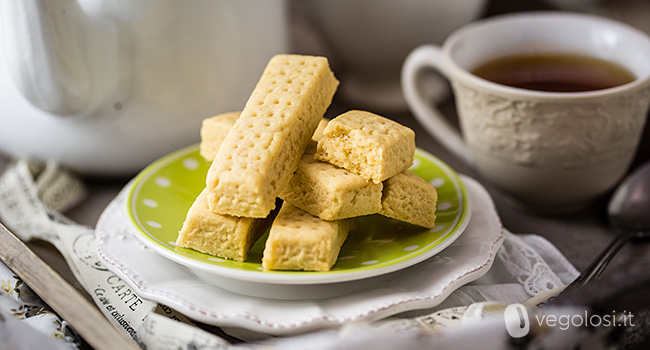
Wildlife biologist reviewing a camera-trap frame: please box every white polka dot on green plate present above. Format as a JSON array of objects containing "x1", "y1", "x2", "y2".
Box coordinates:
[
  {"x1": 438, "y1": 202, "x2": 452, "y2": 210},
  {"x1": 143, "y1": 199, "x2": 157, "y2": 208},
  {"x1": 432, "y1": 225, "x2": 444, "y2": 232},
  {"x1": 375, "y1": 239, "x2": 393, "y2": 245},
  {"x1": 147, "y1": 221, "x2": 162, "y2": 228},
  {"x1": 155, "y1": 177, "x2": 171, "y2": 187},
  {"x1": 127, "y1": 145, "x2": 469, "y2": 280},
  {"x1": 183, "y1": 158, "x2": 199, "y2": 170},
  {"x1": 409, "y1": 158, "x2": 421, "y2": 170},
  {"x1": 430, "y1": 178, "x2": 445, "y2": 188}
]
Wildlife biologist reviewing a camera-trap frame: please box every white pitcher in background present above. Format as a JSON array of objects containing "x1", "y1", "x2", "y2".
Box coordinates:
[{"x1": 0, "y1": 0, "x2": 288, "y2": 175}]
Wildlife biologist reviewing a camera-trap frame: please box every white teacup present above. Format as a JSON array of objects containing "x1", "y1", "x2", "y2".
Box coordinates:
[{"x1": 402, "y1": 12, "x2": 650, "y2": 213}]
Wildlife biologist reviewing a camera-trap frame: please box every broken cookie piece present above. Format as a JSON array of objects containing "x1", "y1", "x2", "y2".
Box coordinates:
[{"x1": 315, "y1": 110, "x2": 415, "y2": 183}]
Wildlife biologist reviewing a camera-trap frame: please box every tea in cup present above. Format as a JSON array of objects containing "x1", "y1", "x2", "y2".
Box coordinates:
[{"x1": 402, "y1": 12, "x2": 650, "y2": 213}]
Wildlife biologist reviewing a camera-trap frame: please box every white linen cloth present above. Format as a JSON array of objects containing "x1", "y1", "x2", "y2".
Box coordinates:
[{"x1": 0, "y1": 160, "x2": 619, "y2": 350}]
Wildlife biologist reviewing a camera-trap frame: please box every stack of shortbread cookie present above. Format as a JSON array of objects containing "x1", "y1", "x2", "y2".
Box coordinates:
[{"x1": 176, "y1": 54, "x2": 438, "y2": 272}]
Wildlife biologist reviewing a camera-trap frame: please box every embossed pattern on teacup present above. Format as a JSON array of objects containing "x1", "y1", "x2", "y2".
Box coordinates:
[{"x1": 454, "y1": 83, "x2": 650, "y2": 169}]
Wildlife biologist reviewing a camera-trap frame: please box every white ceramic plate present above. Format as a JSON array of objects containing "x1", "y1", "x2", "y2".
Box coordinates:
[{"x1": 96, "y1": 175, "x2": 503, "y2": 335}]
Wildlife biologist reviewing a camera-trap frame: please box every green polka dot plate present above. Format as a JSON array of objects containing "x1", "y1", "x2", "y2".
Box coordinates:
[{"x1": 126, "y1": 144, "x2": 470, "y2": 290}]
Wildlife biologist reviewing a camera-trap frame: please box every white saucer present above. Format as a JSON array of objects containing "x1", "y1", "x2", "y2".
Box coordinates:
[{"x1": 96, "y1": 175, "x2": 503, "y2": 335}]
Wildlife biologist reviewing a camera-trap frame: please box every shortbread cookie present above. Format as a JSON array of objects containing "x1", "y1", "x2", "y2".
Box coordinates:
[
  {"x1": 262, "y1": 202, "x2": 350, "y2": 271},
  {"x1": 199, "y1": 112, "x2": 240, "y2": 161},
  {"x1": 379, "y1": 170, "x2": 437, "y2": 228},
  {"x1": 315, "y1": 110, "x2": 415, "y2": 183},
  {"x1": 311, "y1": 118, "x2": 330, "y2": 142},
  {"x1": 176, "y1": 190, "x2": 268, "y2": 261},
  {"x1": 200, "y1": 114, "x2": 328, "y2": 161},
  {"x1": 279, "y1": 142, "x2": 382, "y2": 221},
  {"x1": 206, "y1": 55, "x2": 339, "y2": 218}
]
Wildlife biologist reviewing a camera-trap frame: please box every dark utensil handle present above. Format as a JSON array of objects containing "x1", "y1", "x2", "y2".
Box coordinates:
[{"x1": 566, "y1": 233, "x2": 631, "y2": 292}]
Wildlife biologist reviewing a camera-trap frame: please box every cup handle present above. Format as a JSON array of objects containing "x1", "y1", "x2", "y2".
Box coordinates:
[{"x1": 401, "y1": 45, "x2": 473, "y2": 166}]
